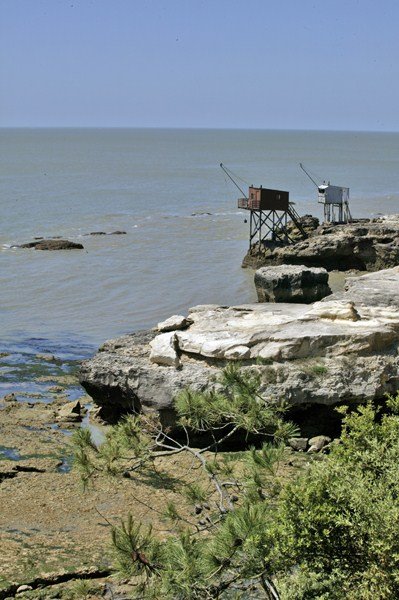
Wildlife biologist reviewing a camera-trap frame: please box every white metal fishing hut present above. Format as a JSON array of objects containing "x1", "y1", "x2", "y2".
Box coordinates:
[{"x1": 300, "y1": 163, "x2": 352, "y2": 223}]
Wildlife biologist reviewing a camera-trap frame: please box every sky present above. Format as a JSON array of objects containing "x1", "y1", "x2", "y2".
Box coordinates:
[{"x1": 1, "y1": 0, "x2": 399, "y2": 131}]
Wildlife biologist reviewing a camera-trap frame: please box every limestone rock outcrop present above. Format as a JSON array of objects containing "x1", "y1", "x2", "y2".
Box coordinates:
[
  {"x1": 79, "y1": 267, "x2": 399, "y2": 424},
  {"x1": 254, "y1": 265, "x2": 331, "y2": 303},
  {"x1": 242, "y1": 216, "x2": 399, "y2": 271}
]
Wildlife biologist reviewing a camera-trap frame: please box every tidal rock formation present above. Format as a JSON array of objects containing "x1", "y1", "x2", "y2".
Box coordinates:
[
  {"x1": 284, "y1": 214, "x2": 320, "y2": 240},
  {"x1": 19, "y1": 239, "x2": 84, "y2": 250},
  {"x1": 254, "y1": 265, "x2": 331, "y2": 303},
  {"x1": 79, "y1": 267, "x2": 399, "y2": 424},
  {"x1": 242, "y1": 215, "x2": 399, "y2": 271}
]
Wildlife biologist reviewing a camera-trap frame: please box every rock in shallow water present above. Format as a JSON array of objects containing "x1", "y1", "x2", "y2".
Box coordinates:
[{"x1": 19, "y1": 239, "x2": 84, "y2": 250}]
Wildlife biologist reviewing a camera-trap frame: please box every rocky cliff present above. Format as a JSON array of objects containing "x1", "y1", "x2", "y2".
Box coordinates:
[
  {"x1": 79, "y1": 267, "x2": 399, "y2": 424},
  {"x1": 242, "y1": 215, "x2": 399, "y2": 271}
]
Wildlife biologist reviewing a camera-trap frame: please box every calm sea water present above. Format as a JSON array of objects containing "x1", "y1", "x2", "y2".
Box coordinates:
[{"x1": 1, "y1": 128, "x2": 399, "y2": 355}]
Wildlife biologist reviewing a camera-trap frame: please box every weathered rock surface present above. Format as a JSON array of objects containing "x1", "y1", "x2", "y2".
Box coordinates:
[
  {"x1": 284, "y1": 214, "x2": 320, "y2": 240},
  {"x1": 242, "y1": 215, "x2": 399, "y2": 271},
  {"x1": 325, "y1": 267, "x2": 399, "y2": 308},
  {"x1": 254, "y1": 264, "x2": 331, "y2": 303},
  {"x1": 157, "y1": 314, "x2": 193, "y2": 332},
  {"x1": 308, "y1": 435, "x2": 331, "y2": 453},
  {"x1": 288, "y1": 437, "x2": 308, "y2": 452},
  {"x1": 56, "y1": 400, "x2": 82, "y2": 422},
  {"x1": 19, "y1": 239, "x2": 84, "y2": 250},
  {"x1": 79, "y1": 267, "x2": 399, "y2": 424},
  {"x1": 149, "y1": 332, "x2": 180, "y2": 367}
]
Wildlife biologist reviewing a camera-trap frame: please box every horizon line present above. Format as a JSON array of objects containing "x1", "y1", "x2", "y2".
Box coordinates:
[{"x1": 1, "y1": 125, "x2": 398, "y2": 134}]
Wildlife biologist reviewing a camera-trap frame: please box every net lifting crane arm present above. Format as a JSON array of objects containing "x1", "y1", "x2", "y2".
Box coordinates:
[
  {"x1": 299, "y1": 163, "x2": 319, "y2": 188},
  {"x1": 220, "y1": 163, "x2": 248, "y2": 199}
]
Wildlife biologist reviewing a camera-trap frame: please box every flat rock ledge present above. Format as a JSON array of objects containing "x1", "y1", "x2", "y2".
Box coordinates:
[
  {"x1": 254, "y1": 264, "x2": 331, "y2": 303},
  {"x1": 79, "y1": 267, "x2": 399, "y2": 424},
  {"x1": 242, "y1": 215, "x2": 399, "y2": 271}
]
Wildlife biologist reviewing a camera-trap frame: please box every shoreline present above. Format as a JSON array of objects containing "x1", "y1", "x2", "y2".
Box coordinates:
[{"x1": 2, "y1": 215, "x2": 399, "y2": 595}]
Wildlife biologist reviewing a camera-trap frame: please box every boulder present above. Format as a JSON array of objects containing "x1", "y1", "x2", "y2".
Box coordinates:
[
  {"x1": 254, "y1": 264, "x2": 331, "y2": 303},
  {"x1": 19, "y1": 239, "x2": 84, "y2": 250},
  {"x1": 16, "y1": 585, "x2": 33, "y2": 594},
  {"x1": 308, "y1": 435, "x2": 332, "y2": 453},
  {"x1": 57, "y1": 400, "x2": 82, "y2": 422},
  {"x1": 149, "y1": 332, "x2": 180, "y2": 367},
  {"x1": 288, "y1": 437, "x2": 309, "y2": 452}
]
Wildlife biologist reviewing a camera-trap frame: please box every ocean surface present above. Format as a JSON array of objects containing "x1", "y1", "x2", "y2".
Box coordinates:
[{"x1": 1, "y1": 128, "x2": 399, "y2": 359}]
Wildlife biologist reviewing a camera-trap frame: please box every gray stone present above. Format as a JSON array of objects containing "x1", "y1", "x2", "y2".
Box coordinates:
[
  {"x1": 308, "y1": 435, "x2": 332, "y2": 453},
  {"x1": 325, "y1": 266, "x2": 399, "y2": 308},
  {"x1": 254, "y1": 264, "x2": 331, "y2": 303},
  {"x1": 149, "y1": 332, "x2": 180, "y2": 367},
  {"x1": 16, "y1": 585, "x2": 33, "y2": 594},
  {"x1": 157, "y1": 315, "x2": 193, "y2": 332},
  {"x1": 57, "y1": 400, "x2": 82, "y2": 422},
  {"x1": 288, "y1": 437, "x2": 309, "y2": 451}
]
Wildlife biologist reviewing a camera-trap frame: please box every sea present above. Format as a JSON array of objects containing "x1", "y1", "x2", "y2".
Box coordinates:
[{"x1": 1, "y1": 128, "x2": 399, "y2": 367}]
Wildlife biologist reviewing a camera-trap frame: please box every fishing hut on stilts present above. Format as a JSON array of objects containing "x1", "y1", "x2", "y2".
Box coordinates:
[
  {"x1": 220, "y1": 163, "x2": 307, "y2": 249},
  {"x1": 300, "y1": 163, "x2": 352, "y2": 224}
]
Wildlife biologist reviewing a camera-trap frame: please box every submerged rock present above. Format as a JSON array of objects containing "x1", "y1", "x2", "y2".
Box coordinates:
[
  {"x1": 79, "y1": 267, "x2": 399, "y2": 425},
  {"x1": 254, "y1": 264, "x2": 331, "y2": 303},
  {"x1": 84, "y1": 230, "x2": 127, "y2": 236}
]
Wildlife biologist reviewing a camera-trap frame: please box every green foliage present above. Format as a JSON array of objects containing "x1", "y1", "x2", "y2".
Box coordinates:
[
  {"x1": 175, "y1": 364, "x2": 297, "y2": 442},
  {"x1": 67, "y1": 578, "x2": 99, "y2": 599},
  {"x1": 310, "y1": 364, "x2": 328, "y2": 376},
  {"x1": 174, "y1": 388, "x2": 230, "y2": 430},
  {"x1": 72, "y1": 414, "x2": 151, "y2": 486},
  {"x1": 164, "y1": 501, "x2": 182, "y2": 524},
  {"x1": 74, "y1": 350, "x2": 399, "y2": 600},
  {"x1": 111, "y1": 514, "x2": 160, "y2": 580},
  {"x1": 278, "y1": 399, "x2": 399, "y2": 598},
  {"x1": 182, "y1": 482, "x2": 208, "y2": 504}
]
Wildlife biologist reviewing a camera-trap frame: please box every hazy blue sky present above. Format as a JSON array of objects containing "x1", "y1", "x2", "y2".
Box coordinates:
[{"x1": 1, "y1": 0, "x2": 398, "y2": 130}]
